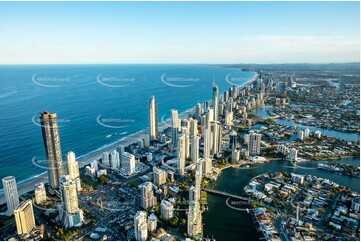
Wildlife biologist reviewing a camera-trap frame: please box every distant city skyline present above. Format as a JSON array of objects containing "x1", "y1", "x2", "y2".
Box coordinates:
[{"x1": 0, "y1": 1, "x2": 359, "y2": 64}]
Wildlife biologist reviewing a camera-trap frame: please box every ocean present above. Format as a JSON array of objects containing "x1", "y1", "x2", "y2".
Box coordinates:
[{"x1": 0, "y1": 64, "x2": 256, "y2": 189}]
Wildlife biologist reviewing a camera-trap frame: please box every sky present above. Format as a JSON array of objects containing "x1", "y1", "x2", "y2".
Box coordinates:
[{"x1": 0, "y1": 1, "x2": 359, "y2": 64}]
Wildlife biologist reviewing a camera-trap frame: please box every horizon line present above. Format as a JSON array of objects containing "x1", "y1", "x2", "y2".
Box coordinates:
[{"x1": 0, "y1": 62, "x2": 359, "y2": 66}]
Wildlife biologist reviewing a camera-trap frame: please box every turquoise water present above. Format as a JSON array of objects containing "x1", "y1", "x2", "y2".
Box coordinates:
[{"x1": 0, "y1": 64, "x2": 256, "y2": 189}]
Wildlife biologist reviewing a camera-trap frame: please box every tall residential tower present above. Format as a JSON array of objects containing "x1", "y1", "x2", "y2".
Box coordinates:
[
  {"x1": 2, "y1": 176, "x2": 19, "y2": 216},
  {"x1": 40, "y1": 111, "x2": 64, "y2": 189},
  {"x1": 149, "y1": 96, "x2": 158, "y2": 141}
]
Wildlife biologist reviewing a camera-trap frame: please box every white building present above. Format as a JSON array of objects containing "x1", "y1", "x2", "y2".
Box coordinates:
[
  {"x1": 248, "y1": 133, "x2": 262, "y2": 156},
  {"x1": 201, "y1": 158, "x2": 212, "y2": 177},
  {"x1": 2, "y1": 176, "x2": 19, "y2": 216},
  {"x1": 289, "y1": 148, "x2": 298, "y2": 162},
  {"x1": 194, "y1": 162, "x2": 202, "y2": 202},
  {"x1": 304, "y1": 128, "x2": 310, "y2": 138},
  {"x1": 66, "y1": 151, "x2": 81, "y2": 191},
  {"x1": 90, "y1": 160, "x2": 98, "y2": 171},
  {"x1": 171, "y1": 109, "x2": 179, "y2": 147},
  {"x1": 314, "y1": 130, "x2": 322, "y2": 138},
  {"x1": 277, "y1": 144, "x2": 288, "y2": 155},
  {"x1": 96, "y1": 169, "x2": 107, "y2": 178},
  {"x1": 203, "y1": 125, "x2": 211, "y2": 159},
  {"x1": 59, "y1": 175, "x2": 83, "y2": 228},
  {"x1": 121, "y1": 152, "x2": 136, "y2": 175},
  {"x1": 187, "y1": 201, "x2": 202, "y2": 237},
  {"x1": 190, "y1": 135, "x2": 200, "y2": 163},
  {"x1": 147, "y1": 213, "x2": 157, "y2": 232},
  {"x1": 160, "y1": 199, "x2": 174, "y2": 220},
  {"x1": 291, "y1": 173, "x2": 305, "y2": 185},
  {"x1": 153, "y1": 167, "x2": 167, "y2": 186},
  {"x1": 14, "y1": 200, "x2": 35, "y2": 235},
  {"x1": 210, "y1": 121, "x2": 222, "y2": 156},
  {"x1": 102, "y1": 151, "x2": 110, "y2": 167},
  {"x1": 85, "y1": 166, "x2": 96, "y2": 177},
  {"x1": 111, "y1": 150, "x2": 120, "y2": 170},
  {"x1": 140, "y1": 182, "x2": 157, "y2": 209},
  {"x1": 149, "y1": 96, "x2": 158, "y2": 141},
  {"x1": 225, "y1": 110, "x2": 233, "y2": 125},
  {"x1": 134, "y1": 211, "x2": 148, "y2": 241},
  {"x1": 177, "y1": 133, "x2": 186, "y2": 175},
  {"x1": 34, "y1": 183, "x2": 47, "y2": 204},
  {"x1": 189, "y1": 118, "x2": 198, "y2": 136}
]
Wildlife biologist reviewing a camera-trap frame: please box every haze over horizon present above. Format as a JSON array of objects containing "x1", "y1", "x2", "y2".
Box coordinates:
[{"x1": 0, "y1": 1, "x2": 359, "y2": 64}]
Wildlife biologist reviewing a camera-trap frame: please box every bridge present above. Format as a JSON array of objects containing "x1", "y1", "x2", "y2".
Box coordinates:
[{"x1": 201, "y1": 188, "x2": 250, "y2": 201}]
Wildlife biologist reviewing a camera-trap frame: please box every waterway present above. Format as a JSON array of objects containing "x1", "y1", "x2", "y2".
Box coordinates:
[
  {"x1": 203, "y1": 157, "x2": 360, "y2": 241},
  {"x1": 253, "y1": 106, "x2": 360, "y2": 142},
  {"x1": 203, "y1": 103, "x2": 360, "y2": 240}
]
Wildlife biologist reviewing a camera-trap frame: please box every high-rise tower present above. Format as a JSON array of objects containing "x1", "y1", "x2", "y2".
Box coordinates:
[
  {"x1": 212, "y1": 84, "x2": 219, "y2": 122},
  {"x1": 2, "y1": 176, "x2": 19, "y2": 216},
  {"x1": 149, "y1": 96, "x2": 158, "y2": 141},
  {"x1": 40, "y1": 111, "x2": 64, "y2": 189}
]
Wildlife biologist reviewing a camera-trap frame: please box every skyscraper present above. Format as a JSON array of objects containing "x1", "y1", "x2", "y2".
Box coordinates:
[
  {"x1": 194, "y1": 162, "x2": 202, "y2": 202},
  {"x1": 40, "y1": 111, "x2": 64, "y2": 189},
  {"x1": 201, "y1": 158, "x2": 212, "y2": 177},
  {"x1": 34, "y1": 183, "x2": 47, "y2": 204},
  {"x1": 14, "y1": 200, "x2": 36, "y2": 235},
  {"x1": 212, "y1": 84, "x2": 219, "y2": 122},
  {"x1": 149, "y1": 96, "x2": 158, "y2": 141},
  {"x1": 153, "y1": 167, "x2": 167, "y2": 186},
  {"x1": 147, "y1": 213, "x2": 157, "y2": 232},
  {"x1": 134, "y1": 211, "x2": 148, "y2": 241},
  {"x1": 189, "y1": 118, "x2": 198, "y2": 136},
  {"x1": 210, "y1": 121, "x2": 222, "y2": 156},
  {"x1": 160, "y1": 199, "x2": 174, "y2": 220},
  {"x1": 102, "y1": 151, "x2": 110, "y2": 167},
  {"x1": 229, "y1": 130, "x2": 237, "y2": 150},
  {"x1": 203, "y1": 124, "x2": 211, "y2": 159},
  {"x1": 248, "y1": 133, "x2": 262, "y2": 156},
  {"x1": 66, "y1": 151, "x2": 81, "y2": 191},
  {"x1": 140, "y1": 182, "x2": 157, "y2": 209},
  {"x1": 171, "y1": 109, "x2": 179, "y2": 147},
  {"x1": 289, "y1": 148, "x2": 298, "y2": 162},
  {"x1": 59, "y1": 175, "x2": 83, "y2": 228},
  {"x1": 191, "y1": 135, "x2": 200, "y2": 163},
  {"x1": 194, "y1": 103, "x2": 202, "y2": 120},
  {"x1": 121, "y1": 152, "x2": 136, "y2": 175},
  {"x1": 111, "y1": 150, "x2": 120, "y2": 170},
  {"x1": 2, "y1": 176, "x2": 19, "y2": 216},
  {"x1": 187, "y1": 200, "x2": 202, "y2": 237},
  {"x1": 177, "y1": 133, "x2": 186, "y2": 176}
]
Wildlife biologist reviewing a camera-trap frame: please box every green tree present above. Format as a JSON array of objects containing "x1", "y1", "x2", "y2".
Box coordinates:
[{"x1": 98, "y1": 175, "x2": 110, "y2": 184}]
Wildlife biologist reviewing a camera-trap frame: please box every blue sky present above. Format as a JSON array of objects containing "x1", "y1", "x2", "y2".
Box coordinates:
[{"x1": 0, "y1": 1, "x2": 359, "y2": 64}]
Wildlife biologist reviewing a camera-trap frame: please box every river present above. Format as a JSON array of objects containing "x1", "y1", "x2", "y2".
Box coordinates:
[{"x1": 202, "y1": 104, "x2": 360, "y2": 241}]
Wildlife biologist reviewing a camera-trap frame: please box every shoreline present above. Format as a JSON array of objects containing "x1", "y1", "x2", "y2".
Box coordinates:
[
  {"x1": 0, "y1": 107, "x2": 197, "y2": 205},
  {"x1": 0, "y1": 70, "x2": 259, "y2": 205}
]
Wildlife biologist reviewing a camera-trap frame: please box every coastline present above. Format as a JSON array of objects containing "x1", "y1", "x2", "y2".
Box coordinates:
[
  {"x1": 0, "y1": 107, "x2": 196, "y2": 205},
  {"x1": 0, "y1": 70, "x2": 258, "y2": 205}
]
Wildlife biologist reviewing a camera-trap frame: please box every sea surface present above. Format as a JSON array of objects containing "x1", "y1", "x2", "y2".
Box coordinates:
[{"x1": 0, "y1": 64, "x2": 256, "y2": 189}]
